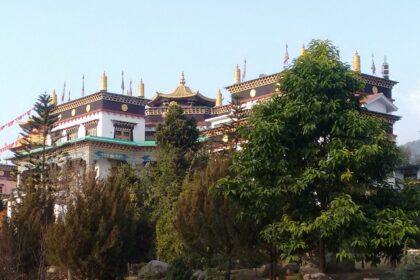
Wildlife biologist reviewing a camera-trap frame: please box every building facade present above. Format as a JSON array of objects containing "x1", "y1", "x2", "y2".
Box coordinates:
[
  {"x1": 204, "y1": 52, "x2": 400, "y2": 139},
  {"x1": 0, "y1": 164, "x2": 17, "y2": 200},
  {"x1": 15, "y1": 73, "x2": 155, "y2": 179}
]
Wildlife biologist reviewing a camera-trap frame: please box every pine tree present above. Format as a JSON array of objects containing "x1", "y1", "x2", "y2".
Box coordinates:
[
  {"x1": 14, "y1": 93, "x2": 59, "y2": 188},
  {"x1": 45, "y1": 166, "x2": 138, "y2": 280},
  {"x1": 4, "y1": 93, "x2": 58, "y2": 279}
]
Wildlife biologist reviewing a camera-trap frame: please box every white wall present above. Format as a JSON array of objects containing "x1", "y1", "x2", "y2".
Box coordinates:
[
  {"x1": 95, "y1": 158, "x2": 111, "y2": 179},
  {"x1": 52, "y1": 111, "x2": 145, "y2": 142},
  {"x1": 99, "y1": 112, "x2": 145, "y2": 141}
]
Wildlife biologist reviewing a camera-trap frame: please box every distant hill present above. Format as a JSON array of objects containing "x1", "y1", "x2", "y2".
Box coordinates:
[{"x1": 400, "y1": 139, "x2": 420, "y2": 164}]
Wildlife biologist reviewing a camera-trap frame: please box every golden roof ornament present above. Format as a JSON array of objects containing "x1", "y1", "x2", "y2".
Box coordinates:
[
  {"x1": 215, "y1": 89, "x2": 223, "y2": 107},
  {"x1": 300, "y1": 44, "x2": 306, "y2": 56},
  {"x1": 127, "y1": 80, "x2": 133, "y2": 96},
  {"x1": 100, "y1": 72, "x2": 108, "y2": 91},
  {"x1": 352, "y1": 51, "x2": 361, "y2": 73},
  {"x1": 138, "y1": 79, "x2": 145, "y2": 97},
  {"x1": 51, "y1": 89, "x2": 57, "y2": 106},
  {"x1": 234, "y1": 64, "x2": 241, "y2": 84}
]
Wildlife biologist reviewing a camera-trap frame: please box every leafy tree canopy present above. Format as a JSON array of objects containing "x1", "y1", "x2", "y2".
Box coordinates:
[{"x1": 218, "y1": 39, "x2": 414, "y2": 271}]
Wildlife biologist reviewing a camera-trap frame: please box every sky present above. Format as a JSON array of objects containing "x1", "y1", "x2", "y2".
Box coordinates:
[{"x1": 0, "y1": 0, "x2": 419, "y2": 161}]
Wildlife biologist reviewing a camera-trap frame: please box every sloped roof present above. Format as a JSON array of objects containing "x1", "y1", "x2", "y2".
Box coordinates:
[
  {"x1": 150, "y1": 72, "x2": 215, "y2": 104},
  {"x1": 362, "y1": 92, "x2": 398, "y2": 113}
]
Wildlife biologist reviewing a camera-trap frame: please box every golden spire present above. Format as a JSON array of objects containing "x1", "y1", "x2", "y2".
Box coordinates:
[
  {"x1": 100, "y1": 72, "x2": 108, "y2": 91},
  {"x1": 180, "y1": 71, "x2": 186, "y2": 85},
  {"x1": 215, "y1": 89, "x2": 223, "y2": 107},
  {"x1": 300, "y1": 44, "x2": 305, "y2": 56},
  {"x1": 127, "y1": 80, "x2": 132, "y2": 96},
  {"x1": 352, "y1": 51, "x2": 361, "y2": 73},
  {"x1": 234, "y1": 64, "x2": 241, "y2": 84},
  {"x1": 51, "y1": 89, "x2": 57, "y2": 106},
  {"x1": 138, "y1": 79, "x2": 145, "y2": 97}
]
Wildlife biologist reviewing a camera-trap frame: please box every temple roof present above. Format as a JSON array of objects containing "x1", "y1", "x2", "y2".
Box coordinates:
[{"x1": 149, "y1": 72, "x2": 215, "y2": 106}]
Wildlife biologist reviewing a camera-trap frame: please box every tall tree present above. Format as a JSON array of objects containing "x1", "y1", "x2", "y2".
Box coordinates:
[
  {"x1": 4, "y1": 93, "x2": 58, "y2": 279},
  {"x1": 144, "y1": 102, "x2": 200, "y2": 262},
  {"x1": 219, "y1": 40, "x2": 414, "y2": 272},
  {"x1": 175, "y1": 154, "x2": 258, "y2": 280},
  {"x1": 45, "y1": 167, "x2": 138, "y2": 280},
  {"x1": 14, "y1": 93, "x2": 60, "y2": 188}
]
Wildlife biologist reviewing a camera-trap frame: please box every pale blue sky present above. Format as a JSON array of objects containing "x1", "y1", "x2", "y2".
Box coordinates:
[{"x1": 0, "y1": 0, "x2": 419, "y2": 160}]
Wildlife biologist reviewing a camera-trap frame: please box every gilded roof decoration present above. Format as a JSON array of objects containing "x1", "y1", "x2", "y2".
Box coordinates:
[{"x1": 150, "y1": 72, "x2": 216, "y2": 104}]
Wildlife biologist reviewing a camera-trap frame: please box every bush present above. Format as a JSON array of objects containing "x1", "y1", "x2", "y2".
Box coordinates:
[{"x1": 166, "y1": 259, "x2": 193, "y2": 280}]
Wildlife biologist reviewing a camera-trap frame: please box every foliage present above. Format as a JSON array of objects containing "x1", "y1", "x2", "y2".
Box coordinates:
[
  {"x1": 166, "y1": 259, "x2": 193, "y2": 280},
  {"x1": 144, "y1": 102, "x2": 200, "y2": 262},
  {"x1": 218, "y1": 39, "x2": 412, "y2": 272},
  {"x1": 5, "y1": 176, "x2": 54, "y2": 279},
  {"x1": 3, "y1": 94, "x2": 59, "y2": 279},
  {"x1": 175, "y1": 154, "x2": 259, "y2": 279},
  {"x1": 45, "y1": 167, "x2": 138, "y2": 280},
  {"x1": 155, "y1": 102, "x2": 199, "y2": 153},
  {"x1": 14, "y1": 93, "x2": 60, "y2": 188}
]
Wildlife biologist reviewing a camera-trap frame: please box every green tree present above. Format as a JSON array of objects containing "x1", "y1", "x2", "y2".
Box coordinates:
[
  {"x1": 14, "y1": 93, "x2": 60, "y2": 189},
  {"x1": 144, "y1": 102, "x2": 200, "y2": 262},
  {"x1": 219, "y1": 40, "x2": 413, "y2": 272},
  {"x1": 175, "y1": 154, "x2": 259, "y2": 280},
  {"x1": 155, "y1": 102, "x2": 199, "y2": 153},
  {"x1": 3, "y1": 93, "x2": 58, "y2": 279},
  {"x1": 45, "y1": 167, "x2": 138, "y2": 280}
]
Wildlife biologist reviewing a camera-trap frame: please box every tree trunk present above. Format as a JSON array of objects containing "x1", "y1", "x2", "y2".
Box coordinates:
[
  {"x1": 269, "y1": 246, "x2": 277, "y2": 280},
  {"x1": 225, "y1": 257, "x2": 232, "y2": 280},
  {"x1": 319, "y1": 239, "x2": 326, "y2": 273}
]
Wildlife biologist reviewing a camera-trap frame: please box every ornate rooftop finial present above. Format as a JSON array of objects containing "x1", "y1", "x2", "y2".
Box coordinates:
[
  {"x1": 371, "y1": 53, "x2": 376, "y2": 75},
  {"x1": 127, "y1": 80, "x2": 133, "y2": 96},
  {"x1": 234, "y1": 64, "x2": 241, "y2": 84},
  {"x1": 100, "y1": 72, "x2": 108, "y2": 91},
  {"x1": 138, "y1": 79, "x2": 145, "y2": 97},
  {"x1": 121, "y1": 71, "x2": 125, "y2": 94},
  {"x1": 382, "y1": 56, "x2": 389, "y2": 79},
  {"x1": 180, "y1": 71, "x2": 186, "y2": 85},
  {"x1": 61, "y1": 82, "x2": 66, "y2": 103},
  {"x1": 51, "y1": 89, "x2": 57, "y2": 106},
  {"x1": 215, "y1": 89, "x2": 223, "y2": 107},
  {"x1": 82, "y1": 74, "x2": 85, "y2": 97},
  {"x1": 352, "y1": 50, "x2": 361, "y2": 73},
  {"x1": 300, "y1": 44, "x2": 306, "y2": 56}
]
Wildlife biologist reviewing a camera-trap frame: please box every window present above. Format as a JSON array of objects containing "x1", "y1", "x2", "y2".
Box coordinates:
[
  {"x1": 114, "y1": 127, "x2": 132, "y2": 140},
  {"x1": 66, "y1": 125, "x2": 79, "y2": 141},
  {"x1": 113, "y1": 121, "x2": 136, "y2": 141},
  {"x1": 0, "y1": 184, "x2": 4, "y2": 193},
  {"x1": 67, "y1": 131, "x2": 78, "y2": 141},
  {"x1": 83, "y1": 120, "x2": 99, "y2": 137},
  {"x1": 86, "y1": 127, "x2": 97, "y2": 136}
]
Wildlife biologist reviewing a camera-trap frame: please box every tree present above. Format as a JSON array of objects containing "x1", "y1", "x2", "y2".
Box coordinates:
[
  {"x1": 155, "y1": 102, "x2": 199, "y2": 154},
  {"x1": 45, "y1": 167, "x2": 138, "y2": 280},
  {"x1": 14, "y1": 93, "x2": 60, "y2": 189},
  {"x1": 144, "y1": 102, "x2": 200, "y2": 262},
  {"x1": 219, "y1": 40, "x2": 413, "y2": 273},
  {"x1": 175, "y1": 154, "x2": 259, "y2": 280},
  {"x1": 3, "y1": 93, "x2": 58, "y2": 279},
  {"x1": 6, "y1": 176, "x2": 55, "y2": 279}
]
